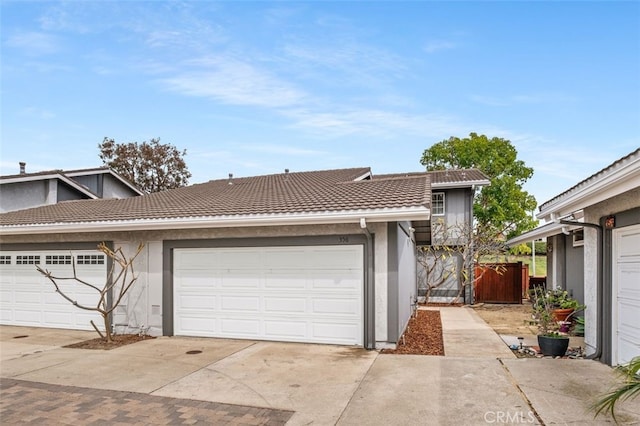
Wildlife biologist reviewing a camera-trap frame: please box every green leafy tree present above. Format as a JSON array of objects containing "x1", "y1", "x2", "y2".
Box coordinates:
[
  {"x1": 420, "y1": 133, "x2": 537, "y2": 238},
  {"x1": 99, "y1": 137, "x2": 191, "y2": 193}
]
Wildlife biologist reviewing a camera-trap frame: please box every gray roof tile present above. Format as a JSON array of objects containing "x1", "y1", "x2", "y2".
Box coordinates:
[{"x1": 0, "y1": 167, "x2": 431, "y2": 226}]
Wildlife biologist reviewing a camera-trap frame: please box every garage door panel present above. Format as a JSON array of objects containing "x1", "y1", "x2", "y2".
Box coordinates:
[
  {"x1": 14, "y1": 309, "x2": 42, "y2": 323},
  {"x1": 264, "y1": 297, "x2": 307, "y2": 313},
  {"x1": 0, "y1": 250, "x2": 107, "y2": 331},
  {"x1": 264, "y1": 320, "x2": 307, "y2": 339},
  {"x1": 264, "y1": 274, "x2": 308, "y2": 290},
  {"x1": 179, "y1": 294, "x2": 215, "y2": 309},
  {"x1": 614, "y1": 225, "x2": 640, "y2": 365},
  {"x1": 221, "y1": 318, "x2": 260, "y2": 335},
  {"x1": 177, "y1": 316, "x2": 217, "y2": 335},
  {"x1": 174, "y1": 245, "x2": 364, "y2": 345},
  {"x1": 220, "y1": 295, "x2": 260, "y2": 312},
  {"x1": 312, "y1": 298, "x2": 359, "y2": 316},
  {"x1": 312, "y1": 322, "x2": 360, "y2": 343}
]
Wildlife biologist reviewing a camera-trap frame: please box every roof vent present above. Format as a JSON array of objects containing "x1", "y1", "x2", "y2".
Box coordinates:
[
  {"x1": 228, "y1": 173, "x2": 233, "y2": 185},
  {"x1": 19, "y1": 162, "x2": 26, "y2": 174},
  {"x1": 285, "y1": 168, "x2": 289, "y2": 174}
]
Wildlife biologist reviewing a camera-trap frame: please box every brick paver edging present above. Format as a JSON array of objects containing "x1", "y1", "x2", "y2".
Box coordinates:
[{"x1": 0, "y1": 378, "x2": 294, "y2": 425}]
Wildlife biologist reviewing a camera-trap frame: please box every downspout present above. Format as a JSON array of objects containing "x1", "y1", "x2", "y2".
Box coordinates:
[
  {"x1": 360, "y1": 218, "x2": 375, "y2": 350},
  {"x1": 560, "y1": 219, "x2": 603, "y2": 360}
]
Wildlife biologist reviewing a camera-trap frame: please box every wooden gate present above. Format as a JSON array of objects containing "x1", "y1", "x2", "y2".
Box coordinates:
[{"x1": 474, "y1": 262, "x2": 528, "y2": 304}]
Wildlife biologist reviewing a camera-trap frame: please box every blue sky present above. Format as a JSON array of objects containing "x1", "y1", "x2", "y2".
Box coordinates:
[{"x1": 1, "y1": 1, "x2": 639, "y2": 208}]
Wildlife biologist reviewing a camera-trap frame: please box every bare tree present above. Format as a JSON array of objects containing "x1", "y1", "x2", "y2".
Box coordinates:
[
  {"x1": 418, "y1": 219, "x2": 506, "y2": 304},
  {"x1": 36, "y1": 243, "x2": 144, "y2": 342}
]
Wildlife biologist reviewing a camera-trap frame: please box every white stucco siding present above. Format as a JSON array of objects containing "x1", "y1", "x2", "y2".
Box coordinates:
[
  {"x1": 4, "y1": 222, "x2": 392, "y2": 343},
  {"x1": 583, "y1": 187, "x2": 640, "y2": 356},
  {"x1": 371, "y1": 222, "x2": 388, "y2": 344}
]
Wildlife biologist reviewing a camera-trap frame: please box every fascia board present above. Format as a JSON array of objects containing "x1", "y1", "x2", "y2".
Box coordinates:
[
  {"x1": 538, "y1": 161, "x2": 640, "y2": 220},
  {"x1": 0, "y1": 173, "x2": 99, "y2": 199},
  {"x1": 0, "y1": 207, "x2": 431, "y2": 235},
  {"x1": 431, "y1": 180, "x2": 490, "y2": 189},
  {"x1": 66, "y1": 169, "x2": 145, "y2": 196},
  {"x1": 506, "y1": 221, "x2": 582, "y2": 246}
]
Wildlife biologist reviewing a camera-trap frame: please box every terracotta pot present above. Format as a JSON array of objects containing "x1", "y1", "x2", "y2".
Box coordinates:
[
  {"x1": 538, "y1": 335, "x2": 570, "y2": 357},
  {"x1": 552, "y1": 308, "x2": 574, "y2": 322}
]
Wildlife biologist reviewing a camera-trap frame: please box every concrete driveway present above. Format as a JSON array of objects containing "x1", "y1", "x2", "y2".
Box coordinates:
[{"x1": 2, "y1": 308, "x2": 639, "y2": 425}]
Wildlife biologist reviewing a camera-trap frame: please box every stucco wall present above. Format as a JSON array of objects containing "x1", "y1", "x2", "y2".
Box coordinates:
[
  {"x1": 395, "y1": 222, "x2": 417, "y2": 341},
  {"x1": 2, "y1": 222, "x2": 392, "y2": 344},
  {"x1": 0, "y1": 180, "x2": 48, "y2": 212},
  {"x1": 103, "y1": 175, "x2": 140, "y2": 198}
]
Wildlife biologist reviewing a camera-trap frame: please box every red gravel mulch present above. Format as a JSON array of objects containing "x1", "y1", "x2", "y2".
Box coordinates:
[
  {"x1": 64, "y1": 334, "x2": 155, "y2": 350},
  {"x1": 381, "y1": 309, "x2": 445, "y2": 355}
]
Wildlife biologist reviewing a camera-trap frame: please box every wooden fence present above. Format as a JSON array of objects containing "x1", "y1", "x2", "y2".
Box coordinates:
[{"x1": 474, "y1": 262, "x2": 529, "y2": 304}]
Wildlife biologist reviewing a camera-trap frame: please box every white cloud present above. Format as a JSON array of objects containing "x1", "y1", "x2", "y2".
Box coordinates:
[
  {"x1": 471, "y1": 92, "x2": 577, "y2": 106},
  {"x1": 159, "y1": 56, "x2": 306, "y2": 108},
  {"x1": 5, "y1": 31, "x2": 61, "y2": 56},
  {"x1": 284, "y1": 108, "x2": 467, "y2": 140},
  {"x1": 19, "y1": 107, "x2": 56, "y2": 120},
  {"x1": 424, "y1": 40, "x2": 457, "y2": 53},
  {"x1": 242, "y1": 144, "x2": 326, "y2": 157}
]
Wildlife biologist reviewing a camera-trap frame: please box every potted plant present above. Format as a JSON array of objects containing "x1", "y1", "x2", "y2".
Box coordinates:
[
  {"x1": 531, "y1": 287, "x2": 573, "y2": 357},
  {"x1": 545, "y1": 289, "x2": 582, "y2": 322}
]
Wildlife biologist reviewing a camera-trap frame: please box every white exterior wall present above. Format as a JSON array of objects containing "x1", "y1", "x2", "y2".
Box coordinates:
[
  {"x1": 4, "y1": 222, "x2": 392, "y2": 342},
  {"x1": 371, "y1": 222, "x2": 388, "y2": 344},
  {"x1": 583, "y1": 187, "x2": 640, "y2": 356}
]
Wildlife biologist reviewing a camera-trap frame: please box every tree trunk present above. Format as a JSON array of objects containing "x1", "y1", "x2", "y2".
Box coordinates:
[{"x1": 103, "y1": 313, "x2": 112, "y2": 342}]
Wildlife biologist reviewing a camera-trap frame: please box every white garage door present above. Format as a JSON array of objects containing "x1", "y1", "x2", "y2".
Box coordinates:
[
  {"x1": 173, "y1": 245, "x2": 364, "y2": 345},
  {"x1": 0, "y1": 250, "x2": 107, "y2": 330},
  {"x1": 613, "y1": 224, "x2": 640, "y2": 365}
]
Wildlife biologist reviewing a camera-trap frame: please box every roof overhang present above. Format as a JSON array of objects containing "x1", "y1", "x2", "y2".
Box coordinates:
[
  {"x1": 506, "y1": 219, "x2": 584, "y2": 246},
  {"x1": 0, "y1": 173, "x2": 99, "y2": 199},
  {"x1": 431, "y1": 179, "x2": 490, "y2": 189},
  {"x1": 0, "y1": 206, "x2": 430, "y2": 236},
  {"x1": 65, "y1": 168, "x2": 145, "y2": 196},
  {"x1": 538, "y1": 151, "x2": 640, "y2": 221}
]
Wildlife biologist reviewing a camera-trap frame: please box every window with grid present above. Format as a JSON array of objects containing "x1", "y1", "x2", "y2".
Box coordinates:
[
  {"x1": 46, "y1": 255, "x2": 72, "y2": 265},
  {"x1": 16, "y1": 255, "x2": 40, "y2": 265},
  {"x1": 432, "y1": 192, "x2": 445, "y2": 216},
  {"x1": 0, "y1": 255, "x2": 11, "y2": 265},
  {"x1": 77, "y1": 255, "x2": 105, "y2": 265}
]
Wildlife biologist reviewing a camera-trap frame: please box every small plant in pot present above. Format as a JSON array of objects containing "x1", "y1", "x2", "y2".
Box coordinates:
[{"x1": 531, "y1": 287, "x2": 583, "y2": 357}]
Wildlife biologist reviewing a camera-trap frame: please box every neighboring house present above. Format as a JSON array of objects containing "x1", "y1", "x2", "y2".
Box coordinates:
[
  {"x1": 0, "y1": 163, "x2": 143, "y2": 213},
  {"x1": 380, "y1": 170, "x2": 490, "y2": 303},
  {"x1": 0, "y1": 167, "x2": 486, "y2": 349},
  {"x1": 507, "y1": 148, "x2": 640, "y2": 366}
]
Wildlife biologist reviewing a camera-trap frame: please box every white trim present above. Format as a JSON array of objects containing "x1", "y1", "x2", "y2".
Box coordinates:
[
  {"x1": 538, "y1": 151, "x2": 640, "y2": 221},
  {"x1": 506, "y1": 220, "x2": 582, "y2": 246},
  {"x1": 431, "y1": 179, "x2": 490, "y2": 189},
  {"x1": 431, "y1": 192, "x2": 445, "y2": 216},
  {"x1": 65, "y1": 169, "x2": 144, "y2": 196},
  {"x1": 0, "y1": 206, "x2": 431, "y2": 235},
  {"x1": 0, "y1": 173, "x2": 99, "y2": 199}
]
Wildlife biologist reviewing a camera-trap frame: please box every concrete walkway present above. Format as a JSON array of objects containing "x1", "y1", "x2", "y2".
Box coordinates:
[{"x1": 2, "y1": 308, "x2": 639, "y2": 425}]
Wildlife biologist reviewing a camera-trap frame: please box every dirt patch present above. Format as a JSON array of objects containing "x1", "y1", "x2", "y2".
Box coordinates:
[
  {"x1": 471, "y1": 302, "x2": 537, "y2": 336},
  {"x1": 381, "y1": 309, "x2": 444, "y2": 356},
  {"x1": 64, "y1": 334, "x2": 155, "y2": 350}
]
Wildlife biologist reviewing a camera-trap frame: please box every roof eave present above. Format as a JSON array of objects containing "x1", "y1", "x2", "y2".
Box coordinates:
[
  {"x1": 506, "y1": 221, "x2": 583, "y2": 246},
  {"x1": 0, "y1": 207, "x2": 431, "y2": 235},
  {"x1": 537, "y1": 157, "x2": 640, "y2": 221},
  {"x1": 431, "y1": 179, "x2": 490, "y2": 189}
]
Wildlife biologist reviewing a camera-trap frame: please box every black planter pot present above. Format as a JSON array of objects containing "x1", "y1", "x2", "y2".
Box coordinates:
[{"x1": 538, "y1": 335, "x2": 570, "y2": 357}]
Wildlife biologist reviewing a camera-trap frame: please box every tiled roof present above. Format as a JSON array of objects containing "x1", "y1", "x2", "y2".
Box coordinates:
[
  {"x1": 0, "y1": 166, "x2": 110, "y2": 180},
  {"x1": 376, "y1": 169, "x2": 489, "y2": 185},
  {"x1": 0, "y1": 168, "x2": 431, "y2": 227},
  {"x1": 539, "y1": 147, "x2": 640, "y2": 210}
]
